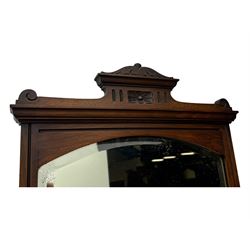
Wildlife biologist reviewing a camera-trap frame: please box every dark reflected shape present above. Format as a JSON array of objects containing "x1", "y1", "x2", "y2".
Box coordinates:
[{"x1": 97, "y1": 137, "x2": 226, "y2": 187}]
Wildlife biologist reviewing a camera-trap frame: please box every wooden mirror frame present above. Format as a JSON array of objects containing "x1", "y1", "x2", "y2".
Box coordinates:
[{"x1": 10, "y1": 63, "x2": 239, "y2": 187}]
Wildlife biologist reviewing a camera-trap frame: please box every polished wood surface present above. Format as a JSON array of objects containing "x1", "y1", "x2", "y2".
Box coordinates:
[{"x1": 10, "y1": 63, "x2": 239, "y2": 187}]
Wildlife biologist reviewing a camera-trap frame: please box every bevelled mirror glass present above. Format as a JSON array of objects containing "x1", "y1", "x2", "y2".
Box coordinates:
[{"x1": 38, "y1": 137, "x2": 226, "y2": 187}]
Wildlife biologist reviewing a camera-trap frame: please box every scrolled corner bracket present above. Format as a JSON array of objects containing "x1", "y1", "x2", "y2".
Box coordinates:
[
  {"x1": 17, "y1": 89, "x2": 38, "y2": 103},
  {"x1": 215, "y1": 98, "x2": 231, "y2": 109}
]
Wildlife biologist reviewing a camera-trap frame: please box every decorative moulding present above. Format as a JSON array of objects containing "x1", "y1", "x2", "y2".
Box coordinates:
[{"x1": 10, "y1": 63, "x2": 239, "y2": 187}]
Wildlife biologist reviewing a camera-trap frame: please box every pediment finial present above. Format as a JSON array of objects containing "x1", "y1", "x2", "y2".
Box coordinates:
[
  {"x1": 100, "y1": 63, "x2": 176, "y2": 80},
  {"x1": 95, "y1": 63, "x2": 179, "y2": 92}
]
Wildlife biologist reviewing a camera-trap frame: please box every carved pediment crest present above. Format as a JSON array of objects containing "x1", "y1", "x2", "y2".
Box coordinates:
[{"x1": 103, "y1": 63, "x2": 175, "y2": 80}]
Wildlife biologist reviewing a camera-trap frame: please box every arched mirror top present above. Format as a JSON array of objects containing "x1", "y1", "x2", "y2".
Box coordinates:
[{"x1": 38, "y1": 136, "x2": 226, "y2": 187}]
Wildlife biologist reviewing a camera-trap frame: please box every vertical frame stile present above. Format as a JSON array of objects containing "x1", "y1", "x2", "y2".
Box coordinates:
[
  {"x1": 221, "y1": 126, "x2": 240, "y2": 187},
  {"x1": 19, "y1": 124, "x2": 30, "y2": 187},
  {"x1": 30, "y1": 124, "x2": 39, "y2": 187}
]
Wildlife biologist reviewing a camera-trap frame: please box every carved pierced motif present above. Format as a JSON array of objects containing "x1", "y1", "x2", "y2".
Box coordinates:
[{"x1": 128, "y1": 91, "x2": 153, "y2": 104}]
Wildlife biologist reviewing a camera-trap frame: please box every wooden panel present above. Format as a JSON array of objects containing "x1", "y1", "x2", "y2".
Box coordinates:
[
  {"x1": 37, "y1": 127, "x2": 224, "y2": 167},
  {"x1": 25, "y1": 124, "x2": 226, "y2": 186}
]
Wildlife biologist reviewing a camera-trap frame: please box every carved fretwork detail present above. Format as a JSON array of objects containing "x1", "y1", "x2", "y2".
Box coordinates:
[
  {"x1": 128, "y1": 91, "x2": 153, "y2": 104},
  {"x1": 119, "y1": 90, "x2": 123, "y2": 102},
  {"x1": 112, "y1": 89, "x2": 116, "y2": 101},
  {"x1": 164, "y1": 91, "x2": 168, "y2": 102},
  {"x1": 157, "y1": 91, "x2": 161, "y2": 103}
]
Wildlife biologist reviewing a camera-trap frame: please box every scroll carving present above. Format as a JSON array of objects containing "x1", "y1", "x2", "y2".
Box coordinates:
[
  {"x1": 215, "y1": 98, "x2": 231, "y2": 108},
  {"x1": 18, "y1": 89, "x2": 38, "y2": 103}
]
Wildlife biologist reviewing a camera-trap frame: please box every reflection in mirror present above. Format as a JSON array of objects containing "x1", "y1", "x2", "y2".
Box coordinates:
[{"x1": 38, "y1": 137, "x2": 226, "y2": 187}]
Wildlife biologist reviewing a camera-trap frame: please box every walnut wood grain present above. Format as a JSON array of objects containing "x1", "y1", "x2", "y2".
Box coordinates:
[{"x1": 10, "y1": 63, "x2": 239, "y2": 187}]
